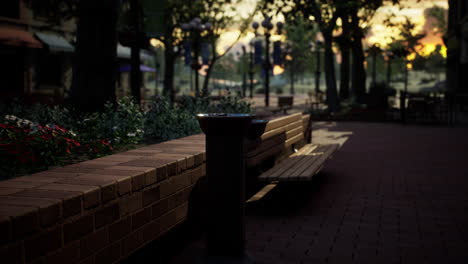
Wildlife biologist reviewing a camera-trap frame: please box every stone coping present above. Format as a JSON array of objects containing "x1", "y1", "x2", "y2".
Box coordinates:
[{"x1": 0, "y1": 134, "x2": 206, "y2": 246}]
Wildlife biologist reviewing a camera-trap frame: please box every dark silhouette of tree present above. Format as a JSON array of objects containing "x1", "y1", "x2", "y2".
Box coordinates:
[
  {"x1": 25, "y1": 0, "x2": 119, "y2": 112},
  {"x1": 199, "y1": 0, "x2": 252, "y2": 97},
  {"x1": 336, "y1": 7, "x2": 352, "y2": 100},
  {"x1": 151, "y1": 0, "x2": 251, "y2": 101},
  {"x1": 263, "y1": 0, "x2": 341, "y2": 112},
  {"x1": 71, "y1": 0, "x2": 118, "y2": 112},
  {"x1": 284, "y1": 16, "x2": 317, "y2": 95}
]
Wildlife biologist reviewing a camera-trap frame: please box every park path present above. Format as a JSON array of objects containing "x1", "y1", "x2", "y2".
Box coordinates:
[
  {"x1": 129, "y1": 122, "x2": 468, "y2": 264},
  {"x1": 243, "y1": 122, "x2": 468, "y2": 264}
]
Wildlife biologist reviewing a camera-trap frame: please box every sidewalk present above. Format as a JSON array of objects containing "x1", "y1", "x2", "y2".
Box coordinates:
[{"x1": 129, "y1": 122, "x2": 468, "y2": 264}]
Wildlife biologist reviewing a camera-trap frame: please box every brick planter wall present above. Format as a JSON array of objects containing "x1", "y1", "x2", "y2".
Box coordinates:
[{"x1": 0, "y1": 134, "x2": 206, "y2": 264}]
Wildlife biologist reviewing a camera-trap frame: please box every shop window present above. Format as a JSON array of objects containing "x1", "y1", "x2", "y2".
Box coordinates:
[
  {"x1": 0, "y1": 1, "x2": 20, "y2": 19},
  {"x1": 0, "y1": 48, "x2": 23, "y2": 92},
  {"x1": 36, "y1": 53, "x2": 61, "y2": 87}
]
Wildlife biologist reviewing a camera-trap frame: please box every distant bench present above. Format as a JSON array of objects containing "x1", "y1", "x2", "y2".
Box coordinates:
[
  {"x1": 246, "y1": 113, "x2": 339, "y2": 182},
  {"x1": 272, "y1": 95, "x2": 294, "y2": 114}
]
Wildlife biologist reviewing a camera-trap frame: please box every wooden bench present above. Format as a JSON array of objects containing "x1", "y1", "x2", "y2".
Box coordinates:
[
  {"x1": 246, "y1": 113, "x2": 339, "y2": 182},
  {"x1": 274, "y1": 95, "x2": 294, "y2": 114}
]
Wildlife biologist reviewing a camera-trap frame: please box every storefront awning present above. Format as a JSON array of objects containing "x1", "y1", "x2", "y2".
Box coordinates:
[
  {"x1": 35, "y1": 32, "x2": 74, "y2": 53},
  {"x1": 117, "y1": 44, "x2": 153, "y2": 60},
  {"x1": 0, "y1": 27, "x2": 43, "y2": 48},
  {"x1": 119, "y1": 64, "x2": 156, "y2": 72}
]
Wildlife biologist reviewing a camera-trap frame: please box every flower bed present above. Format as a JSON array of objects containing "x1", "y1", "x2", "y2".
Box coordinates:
[{"x1": 0, "y1": 96, "x2": 251, "y2": 179}]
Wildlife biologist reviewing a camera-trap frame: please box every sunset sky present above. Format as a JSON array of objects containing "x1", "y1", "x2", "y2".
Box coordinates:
[{"x1": 217, "y1": 0, "x2": 448, "y2": 57}]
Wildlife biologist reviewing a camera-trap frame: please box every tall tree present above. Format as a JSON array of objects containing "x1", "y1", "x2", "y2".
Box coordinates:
[
  {"x1": 71, "y1": 0, "x2": 118, "y2": 112},
  {"x1": 153, "y1": 0, "x2": 197, "y2": 102},
  {"x1": 199, "y1": 0, "x2": 252, "y2": 97},
  {"x1": 345, "y1": 0, "x2": 394, "y2": 104},
  {"x1": 298, "y1": 0, "x2": 341, "y2": 112},
  {"x1": 264, "y1": 0, "x2": 341, "y2": 112},
  {"x1": 425, "y1": 5, "x2": 447, "y2": 37},
  {"x1": 152, "y1": 0, "x2": 251, "y2": 100},
  {"x1": 336, "y1": 9, "x2": 352, "y2": 100},
  {"x1": 284, "y1": 16, "x2": 317, "y2": 95}
]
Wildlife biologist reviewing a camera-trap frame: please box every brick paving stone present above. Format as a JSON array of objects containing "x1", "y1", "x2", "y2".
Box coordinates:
[{"x1": 123, "y1": 122, "x2": 468, "y2": 264}]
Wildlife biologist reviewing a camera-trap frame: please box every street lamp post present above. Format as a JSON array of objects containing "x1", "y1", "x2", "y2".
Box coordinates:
[
  {"x1": 248, "y1": 41, "x2": 255, "y2": 99},
  {"x1": 285, "y1": 44, "x2": 294, "y2": 95},
  {"x1": 385, "y1": 50, "x2": 393, "y2": 88},
  {"x1": 368, "y1": 44, "x2": 381, "y2": 87},
  {"x1": 241, "y1": 45, "x2": 247, "y2": 97},
  {"x1": 182, "y1": 18, "x2": 212, "y2": 97},
  {"x1": 252, "y1": 18, "x2": 283, "y2": 107}
]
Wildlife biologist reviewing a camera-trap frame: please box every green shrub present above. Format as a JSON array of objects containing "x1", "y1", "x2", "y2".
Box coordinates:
[
  {"x1": 145, "y1": 95, "x2": 252, "y2": 141},
  {"x1": 145, "y1": 96, "x2": 201, "y2": 141}
]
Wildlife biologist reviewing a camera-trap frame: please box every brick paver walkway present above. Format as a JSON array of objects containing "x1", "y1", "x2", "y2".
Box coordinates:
[{"x1": 129, "y1": 122, "x2": 468, "y2": 264}]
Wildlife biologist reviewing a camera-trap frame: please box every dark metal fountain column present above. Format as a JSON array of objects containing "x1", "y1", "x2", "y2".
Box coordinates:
[{"x1": 197, "y1": 113, "x2": 255, "y2": 262}]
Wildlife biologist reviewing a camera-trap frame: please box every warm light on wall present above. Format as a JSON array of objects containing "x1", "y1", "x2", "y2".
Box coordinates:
[
  {"x1": 150, "y1": 38, "x2": 164, "y2": 48},
  {"x1": 273, "y1": 65, "x2": 284, "y2": 75}
]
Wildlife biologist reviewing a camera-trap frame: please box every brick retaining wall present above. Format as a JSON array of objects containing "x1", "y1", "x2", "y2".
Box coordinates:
[
  {"x1": 0, "y1": 134, "x2": 206, "y2": 264},
  {"x1": 0, "y1": 114, "x2": 311, "y2": 263}
]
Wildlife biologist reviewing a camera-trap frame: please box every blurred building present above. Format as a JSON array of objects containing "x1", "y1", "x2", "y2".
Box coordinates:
[
  {"x1": 0, "y1": 1, "x2": 155, "y2": 105},
  {"x1": 0, "y1": 1, "x2": 75, "y2": 104},
  {"x1": 447, "y1": 0, "x2": 468, "y2": 94}
]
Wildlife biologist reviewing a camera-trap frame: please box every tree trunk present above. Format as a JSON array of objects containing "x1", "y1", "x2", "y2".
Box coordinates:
[
  {"x1": 70, "y1": 0, "x2": 117, "y2": 112},
  {"x1": 163, "y1": 43, "x2": 175, "y2": 103},
  {"x1": 202, "y1": 62, "x2": 214, "y2": 97},
  {"x1": 323, "y1": 34, "x2": 340, "y2": 113},
  {"x1": 340, "y1": 47, "x2": 350, "y2": 100},
  {"x1": 290, "y1": 65, "x2": 295, "y2": 95},
  {"x1": 350, "y1": 12, "x2": 366, "y2": 104},
  {"x1": 202, "y1": 52, "x2": 219, "y2": 97},
  {"x1": 338, "y1": 13, "x2": 351, "y2": 100}
]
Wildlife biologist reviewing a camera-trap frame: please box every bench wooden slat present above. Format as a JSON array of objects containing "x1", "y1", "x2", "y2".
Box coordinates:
[
  {"x1": 259, "y1": 144, "x2": 319, "y2": 181},
  {"x1": 246, "y1": 143, "x2": 283, "y2": 167},
  {"x1": 297, "y1": 144, "x2": 339, "y2": 178},
  {"x1": 258, "y1": 144, "x2": 339, "y2": 182},
  {"x1": 286, "y1": 126, "x2": 303, "y2": 140},
  {"x1": 246, "y1": 134, "x2": 285, "y2": 158},
  {"x1": 283, "y1": 155, "x2": 322, "y2": 181},
  {"x1": 261, "y1": 119, "x2": 302, "y2": 140},
  {"x1": 246, "y1": 113, "x2": 315, "y2": 169},
  {"x1": 286, "y1": 119, "x2": 303, "y2": 131},
  {"x1": 260, "y1": 126, "x2": 286, "y2": 140},
  {"x1": 260, "y1": 155, "x2": 309, "y2": 181},
  {"x1": 264, "y1": 113, "x2": 301, "y2": 131},
  {"x1": 291, "y1": 144, "x2": 318, "y2": 156},
  {"x1": 283, "y1": 156, "x2": 319, "y2": 181},
  {"x1": 284, "y1": 133, "x2": 303, "y2": 148}
]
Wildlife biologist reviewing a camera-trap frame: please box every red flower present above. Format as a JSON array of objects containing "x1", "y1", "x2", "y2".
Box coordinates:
[
  {"x1": 0, "y1": 124, "x2": 15, "y2": 129},
  {"x1": 55, "y1": 125, "x2": 67, "y2": 133},
  {"x1": 40, "y1": 134, "x2": 52, "y2": 140}
]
